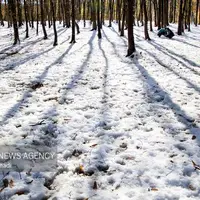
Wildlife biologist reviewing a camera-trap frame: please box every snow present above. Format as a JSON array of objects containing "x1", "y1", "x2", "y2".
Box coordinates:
[{"x1": 0, "y1": 21, "x2": 200, "y2": 199}]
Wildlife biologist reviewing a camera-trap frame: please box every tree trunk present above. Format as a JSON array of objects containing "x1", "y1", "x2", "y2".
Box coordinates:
[
  {"x1": 143, "y1": 0, "x2": 150, "y2": 40},
  {"x1": 108, "y1": 0, "x2": 113, "y2": 27},
  {"x1": 36, "y1": 0, "x2": 39, "y2": 35},
  {"x1": 120, "y1": 0, "x2": 126, "y2": 36},
  {"x1": 40, "y1": 0, "x2": 48, "y2": 39},
  {"x1": 177, "y1": 0, "x2": 183, "y2": 35},
  {"x1": 17, "y1": 0, "x2": 23, "y2": 27},
  {"x1": 70, "y1": 0, "x2": 76, "y2": 43},
  {"x1": 188, "y1": 0, "x2": 192, "y2": 31},
  {"x1": 0, "y1": 0, "x2": 4, "y2": 26},
  {"x1": 149, "y1": 0, "x2": 153, "y2": 31},
  {"x1": 127, "y1": 0, "x2": 136, "y2": 56},
  {"x1": 101, "y1": 0, "x2": 105, "y2": 25},
  {"x1": 97, "y1": 0, "x2": 102, "y2": 39},
  {"x1": 158, "y1": 0, "x2": 162, "y2": 29},
  {"x1": 153, "y1": 0, "x2": 157, "y2": 26},
  {"x1": 24, "y1": 0, "x2": 29, "y2": 38},
  {"x1": 173, "y1": 0, "x2": 177, "y2": 23},
  {"x1": 91, "y1": 0, "x2": 97, "y2": 30},
  {"x1": 83, "y1": 0, "x2": 86, "y2": 27},
  {"x1": 195, "y1": 0, "x2": 199, "y2": 26},
  {"x1": 50, "y1": 0, "x2": 58, "y2": 46},
  {"x1": 8, "y1": 0, "x2": 20, "y2": 44},
  {"x1": 75, "y1": 22, "x2": 80, "y2": 34}
]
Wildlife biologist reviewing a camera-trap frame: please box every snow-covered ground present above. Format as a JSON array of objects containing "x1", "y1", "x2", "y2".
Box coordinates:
[{"x1": 0, "y1": 21, "x2": 200, "y2": 200}]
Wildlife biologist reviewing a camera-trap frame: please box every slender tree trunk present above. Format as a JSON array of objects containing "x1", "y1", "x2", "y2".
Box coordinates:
[
  {"x1": 169, "y1": 0, "x2": 173, "y2": 23},
  {"x1": 143, "y1": 0, "x2": 150, "y2": 40},
  {"x1": 120, "y1": 0, "x2": 126, "y2": 36},
  {"x1": 8, "y1": 0, "x2": 20, "y2": 44},
  {"x1": 153, "y1": 0, "x2": 157, "y2": 27},
  {"x1": 0, "y1": 0, "x2": 4, "y2": 26},
  {"x1": 158, "y1": 0, "x2": 162, "y2": 29},
  {"x1": 140, "y1": 0, "x2": 144, "y2": 26},
  {"x1": 195, "y1": 0, "x2": 199, "y2": 26},
  {"x1": 97, "y1": 0, "x2": 102, "y2": 38},
  {"x1": 83, "y1": 0, "x2": 86, "y2": 27},
  {"x1": 30, "y1": 0, "x2": 34, "y2": 28},
  {"x1": 101, "y1": 0, "x2": 105, "y2": 25},
  {"x1": 50, "y1": 0, "x2": 58, "y2": 46},
  {"x1": 149, "y1": 0, "x2": 153, "y2": 31},
  {"x1": 17, "y1": 0, "x2": 23, "y2": 27},
  {"x1": 70, "y1": 0, "x2": 76, "y2": 43},
  {"x1": 5, "y1": 0, "x2": 11, "y2": 28},
  {"x1": 178, "y1": 0, "x2": 183, "y2": 35},
  {"x1": 127, "y1": 0, "x2": 136, "y2": 56},
  {"x1": 108, "y1": 0, "x2": 112, "y2": 27},
  {"x1": 91, "y1": 0, "x2": 97, "y2": 30},
  {"x1": 40, "y1": 0, "x2": 48, "y2": 39},
  {"x1": 66, "y1": 0, "x2": 71, "y2": 27},
  {"x1": 75, "y1": 22, "x2": 80, "y2": 34},
  {"x1": 173, "y1": 0, "x2": 177, "y2": 23},
  {"x1": 24, "y1": 0, "x2": 29, "y2": 38},
  {"x1": 188, "y1": 0, "x2": 192, "y2": 31},
  {"x1": 36, "y1": 0, "x2": 39, "y2": 35}
]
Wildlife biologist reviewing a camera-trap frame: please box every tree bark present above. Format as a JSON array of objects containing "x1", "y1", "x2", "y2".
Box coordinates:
[
  {"x1": 8, "y1": 0, "x2": 20, "y2": 44},
  {"x1": 24, "y1": 0, "x2": 29, "y2": 38},
  {"x1": 40, "y1": 0, "x2": 48, "y2": 39},
  {"x1": 0, "y1": 0, "x2": 4, "y2": 26},
  {"x1": 177, "y1": 0, "x2": 183, "y2": 35},
  {"x1": 70, "y1": 0, "x2": 76, "y2": 43},
  {"x1": 195, "y1": 0, "x2": 199, "y2": 26},
  {"x1": 50, "y1": 0, "x2": 58, "y2": 46},
  {"x1": 143, "y1": 0, "x2": 150, "y2": 40},
  {"x1": 97, "y1": 0, "x2": 102, "y2": 39},
  {"x1": 127, "y1": 0, "x2": 136, "y2": 56},
  {"x1": 188, "y1": 0, "x2": 192, "y2": 31}
]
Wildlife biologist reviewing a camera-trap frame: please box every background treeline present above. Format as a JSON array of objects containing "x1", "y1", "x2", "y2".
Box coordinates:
[{"x1": 0, "y1": 0, "x2": 200, "y2": 54}]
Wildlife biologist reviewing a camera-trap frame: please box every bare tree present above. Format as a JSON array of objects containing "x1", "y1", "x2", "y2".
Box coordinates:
[
  {"x1": 177, "y1": 0, "x2": 183, "y2": 35},
  {"x1": 127, "y1": 0, "x2": 136, "y2": 56},
  {"x1": 8, "y1": 0, "x2": 20, "y2": 44},
  {"x1": 70, "y1": 0, "x2": 76, "y2": 43}
]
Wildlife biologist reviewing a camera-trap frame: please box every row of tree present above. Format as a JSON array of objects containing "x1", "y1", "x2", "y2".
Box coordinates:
[{"x1": 0, "y1": 0, "x2": 200, "y2": 56}]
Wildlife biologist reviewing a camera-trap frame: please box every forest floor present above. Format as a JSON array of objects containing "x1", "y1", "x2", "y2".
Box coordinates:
[{"x1": 0, "y1": 22, "x2": 200, "y2": 200}]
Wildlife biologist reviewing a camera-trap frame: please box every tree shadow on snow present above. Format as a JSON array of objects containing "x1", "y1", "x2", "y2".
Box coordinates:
[
  {"x1": 0, "y1": 42, "x2": 74, "y2": 124},
  {"x1": 137, "y1": 45, "x2": 200, "y2": 94},
  {"x1": 102, "y1": 26, "x2": 200, "y2": 196},
  {"x1": 148, "y1": 41, "x2": 200, "y2": 76}
]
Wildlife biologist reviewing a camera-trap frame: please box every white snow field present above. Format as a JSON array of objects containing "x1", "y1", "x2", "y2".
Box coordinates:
[{"x1": 0, "y1": 21, "x2": 200, "y2": 200}]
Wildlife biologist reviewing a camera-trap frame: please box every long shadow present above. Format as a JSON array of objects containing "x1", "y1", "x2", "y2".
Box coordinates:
[
  {"x1": 150, "y1": 40, "x2": 200, "y2": 68},
  {"x1": 107, "y1": 25, "x2": 200, "y2": 94},
  {"x1": 101, "y1": 27, "x2": 200, "y2": 194},
  {"x1": 78, "y1": 37, "x2": 110, "y2": 199},
  {"x1": 0, "y1": 30, "x2": 97, "y2": 126},
  {"x1": 0, "y1": 28, "x2": 68, "y2": 70},
  {"x1": 137, "y1": 45, "x2": 200, "y2": 94},
  {"x1": 108, "y1": 29, "x2": 200, "y2": 93},
  {"x1": 133, "y1": 60, "x2": 200, "y2": 196},
  {"x1": 59, "y1": 31, "x2": 96, "y2": 95},
  {"x1": 173, "y1": 37, "x2": 200, "y2": 49},
  {"x1": 101, "y1": 27, "x2": 132, "y2": 64},
  {"x1": 55, "y1": 31, "x2": 97, "y2": 199},
  {"x1": 0, "y1": 43, "x2": 74, "y2": 125},
  {"x1": 0, "y1": 46, "x2": 55, "y2": 73},
  {"x1": 148, "y1": 40, "x2": 200, "y2": 76},
  {"x1": 103, "y1": 27, "x2": 197, "y2": 128},
  {"x1": 133, "y1": 32, "x2": 200, "y2": 68},
  {"x1": 135, "y1": 59, "x2": 196, "y2": 126}
]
